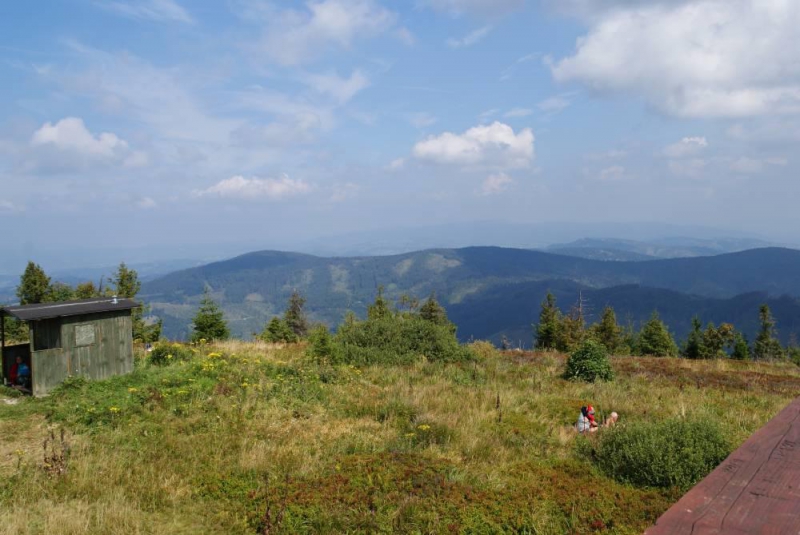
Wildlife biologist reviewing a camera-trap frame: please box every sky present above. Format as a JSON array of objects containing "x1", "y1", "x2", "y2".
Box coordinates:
[{"x1": 2, "y1": 0, "x2": 800, "y2": 265}]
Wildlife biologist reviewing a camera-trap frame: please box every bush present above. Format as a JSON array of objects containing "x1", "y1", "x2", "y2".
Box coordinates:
[
  {"x1": 592, "y1": 418, "x2": 730, "y2": 490},
  {"x1": 335, "y1": 316, "x2": 473, "y2": 366},
  {"x1": 306, "y1": 325, "x2": 340, "y2": 364},
  {"x1": 149, "y1": 342, "x2": 194, "y2": 366},
  {"x1": 564, "y1": 340, "x2": 614, "y2": 382}
]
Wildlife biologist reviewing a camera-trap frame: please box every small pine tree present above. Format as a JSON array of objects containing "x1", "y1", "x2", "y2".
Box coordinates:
[
  {"x1": 560, "y1": 304, "x2": 586, "y2": 352},
  {"x1": 17, "y1": 261, "x2": 51, "y2": 305},
  {"x1": 534, "y1": 292, "x2": 562, "y2": 351},
  {"x1": 731, "y1": 332, "x2": 750, "y2": 361},
  {"x1": 700, "y1": 323, "x2": 735, "y2": 359},
  {"x1": 419, "y1": 292, "x2": 456, "y2": 333},
  {"x1": 683, "y1": 317, "x2": 703, "y2": 359},
  {"x1": 190, "y1": 291, "x2": 230, "y2": 343},
  {"x1": 75, "y1": 281, "x2": 99, "y2": 299},
  {"x1": 591, "y1": 306, "x2": 622, "y2": 354},
  {"x1": 637, "y1": 311, "x2": 678, "y2": 357},
  {"x1": 260, "y1": 316, "x2": 297, "y2": 343},
  {"x1": 47, "y1": 282, "x2": 75, "y2": 303},
  {"x1": 283, "y1": 290, "x2": 309, "y2": 339},
  {"x1": 753, "y1": 304, "x2": 784, "y2": 360},
  {"x1": 307, "y1": 325, "x2": 337, "y2": 364},
  {"x1": 109, "y1": 262, "x2": 141, "y2": 298},
  {"x1": 367, "y1": 286, "x2": 392, "y2": 321}
]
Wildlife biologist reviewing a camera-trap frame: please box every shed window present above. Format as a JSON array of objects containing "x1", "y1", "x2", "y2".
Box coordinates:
[
  {"x1": 75, "y1": 324, "x2": 96, "y2": 346},
  {"x1": 33, "y1": 319, "x2": 61, "y2": 351}
]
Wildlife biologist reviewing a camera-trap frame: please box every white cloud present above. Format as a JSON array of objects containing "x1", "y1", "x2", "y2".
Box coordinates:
[
  {"x1": 299, "y1": 70, "x2": 370, "y2": 104},
  {"x1": 413, "y1": 121, "x2": 535, "y2": 169},
  {"x1": 504, "y1": 108, "x2": 534, "y2": 118},
  {"x1": 388, "y1": 158, "x2": 406, "y2": 170},
  {"x1": 0, "y1": 200, "x2": 24, "y2": 214},
  {"x1": 28, "y1": 117, "x2": 146, "y2": 171},
  {"x1": 537, "y1": 95, "x2": 572, "y2": 114},
  {"x1": 479, "y1": 172, "x2": 513, "y2": 195},
  {"x1": 478, "y1": 109, "x2": 500, "y2": 122},
  {"x1": 595, "y1": 165, "x2": 627, "y2": 181},
  {"x1": 446, "y1": 26, "x2": 492, "y2": 48},
  {"x1": 97, "y1": 0, "x2": 193, "y2": 23},
  {"x1": 330, "y1": 182, "x2": 360, "y2": 202},
  {"x1": 255, "y1": 0, "x2": 396, "y2": 66},
  {"x1": 663, "y1": 137, "x2": 709, "y2": 158},
  {"x1": 669, "y1": 158, "x2": 707, "y2": 178},
  {"x1": 407, "y1": 112, "x2": 438, "y2": 128},
  {"x1": 552, "y1": 1, "x2": 800, "y2": 118},
  {"x1": 194, "y1": 175, "x2": 312, "y2": 201},
  {"x1": 730, "y1": 156, "x2": 788, "y2": 174},
  {"x1": 423, "y1": 0, "x2": 523, "y2": 17},
  {"x1": 137, "y1": 197, "x2": 157, "y2": 209}
]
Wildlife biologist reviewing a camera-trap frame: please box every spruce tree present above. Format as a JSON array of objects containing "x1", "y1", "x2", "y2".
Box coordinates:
[
  {"x1": 47, "y1": 282, "x2": 75, "y2": 303},
  {"x1": 109, "y1": 262, "x2": 141, "y2": 298},
  {"x1": 419, "y1": 292, "x2": 456, "y2": 333},
  {"x1": 560, "y1": 305, "x2": 586, "y2": 352},
  {"x1": 683, "y1": 317, "x2": 703, "y2": 359},
  {"x1": 637, "y1": 311, "x2": 678, "y2": 357},
  {"x1": 731, "y1": 332, "x2": 751, "y2": 361},
  {"x1": 75, "y1": 281, "x2": 99, "y2": 299},
  {"x1": 109, "y1": 263, "x2": 154, "y2": 342},
  {"x1": 283, "y1": 290, "x2": 309, "y2": 339},
  {"x1": 16, "y1": 261, "x2": 51, "y2": 305},
  {"x1": 753, "y1": 304, "x2": 784, "y2": 360},
  {"x1": 591, "y1": 306, "x2": 622, "y2": 354},
  {"x1": 190, "y1": 291, "x2": 230, "y2": 343},
  {"x1": 367, "y1": 286, "x2": 392, "y2": 321},
  {"x1": 261, "y1": 317, "x2": 297, "y2": 343},
  {"x1": 534, "y1": 292, "x2": 562, "y2": 350}
]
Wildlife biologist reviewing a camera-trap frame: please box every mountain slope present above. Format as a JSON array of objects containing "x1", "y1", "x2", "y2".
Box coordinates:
[{"x1": 141, "y1": 247, "x2": 800, "y2": 341}]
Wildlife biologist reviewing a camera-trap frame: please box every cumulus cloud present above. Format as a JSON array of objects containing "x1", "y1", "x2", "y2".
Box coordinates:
[
  {"x1": 423, "y1": 0, "x2": 523, "y2": 17},
  {"x1": 663, "y1": 137, "x2": 709, "y2": 158},
  {"x1": 479, "y1": 172, "x2": 513, "y2": 195},
  {"x1": 446, "y1": 26, "x2": 492, "y2": 48},
  {"x1": 97, "y1": 0, "x2": 193, "y2": 23},
  {"x1": 28, "y1": 117, "x2": 147, "y2": 171},
  {"x1": 194, "y1": 175, "x2": 312, "y2": 200},
  {"x1": 551, "y1": 1, "x2": 800, "y2": 118},
  {"x1": 413, "y1": 121, "x2": 535, "y2": 169},
  {"x1": 299, "y1": 70, "x2": 370, "y2": 104},
  {"x1": 255, "y1": 0, "x2": 396, "y2": 65}
]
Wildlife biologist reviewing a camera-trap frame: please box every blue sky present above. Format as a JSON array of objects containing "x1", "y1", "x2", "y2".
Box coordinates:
[{"x1": 2, "y1": 0, "x2": 800, "y2": 262}]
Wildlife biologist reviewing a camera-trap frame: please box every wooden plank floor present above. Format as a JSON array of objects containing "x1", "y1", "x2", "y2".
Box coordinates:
[{"x1": 646, "y1": 397, "x2": 800, "y2": 535}]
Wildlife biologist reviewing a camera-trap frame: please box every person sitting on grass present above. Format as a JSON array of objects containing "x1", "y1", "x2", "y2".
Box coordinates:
[
  {"x1": 604, "y1": 411, "x2": 619, "y2": 428},
  {"x1": 577, "y1": 405, "x2": 599, "y2": 433}
]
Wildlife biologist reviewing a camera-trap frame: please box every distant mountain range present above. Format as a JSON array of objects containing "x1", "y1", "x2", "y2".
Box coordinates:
[
  {"x1": 544, "y1": 237, "x2": 776, "y2": 261},
  {"x1": 140, "y1": 247, "x2": 800, "y2": 346}
]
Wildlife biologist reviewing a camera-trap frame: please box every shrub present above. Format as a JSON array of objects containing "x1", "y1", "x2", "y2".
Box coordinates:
[
  {"x1": 335, "y1": 316, "x2": 473, "y2": 366},
  {"x1": 149, "y1": 342, "x2": 194, "y2": 366},
  {"x1": 592, "y1": 418, "x2": 730, "y2": 490},
  {"x1": 306, "y1": 325, "x2": 340, "y2": 364},
  {"x1": 564, "y1": 340, "x2": 614, "y2": 382},
  {"x1": 468, "y1": 341, "x2": 499, "y2": 359}
]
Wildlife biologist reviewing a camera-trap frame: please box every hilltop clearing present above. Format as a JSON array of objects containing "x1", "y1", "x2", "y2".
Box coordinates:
[{"x1": 1, "y1": 343, "x2": 797, "y2": 534}]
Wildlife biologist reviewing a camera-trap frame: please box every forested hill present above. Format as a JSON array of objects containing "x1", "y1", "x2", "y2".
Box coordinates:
[{"x1": 140, "y1": 247, "x2": 800, "y2": 343}]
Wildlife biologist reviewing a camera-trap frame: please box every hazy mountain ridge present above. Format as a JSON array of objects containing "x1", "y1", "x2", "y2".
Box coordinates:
[
  {"x1": 140, "y1": 246, "x2": 800, "y2": 342},
  {"x1": 544, "y1": 237, "x2": 778, "y2": 261}
]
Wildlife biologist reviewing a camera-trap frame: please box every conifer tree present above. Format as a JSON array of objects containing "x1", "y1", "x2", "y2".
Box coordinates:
[
  {"x1": 731, "y1": 332, "x2": 751, "y2": 361},
  {"x1": 16, "y1": 261, "x2": 51, "y2": 305},
  {"x1": 683, "y1": 317, "x2": 703, "y2": 359},
  {"x1": 283, "y1": 290, "x2": 309, "y2": 339},
  {"x1": 560, "y1": 305, "x2": 586, "y2": 352},
  {"x1": 534, "y1": 292, "x2": 562, "y2": 350},
  {"x1": 75, "y1": 281, "x2": 99, "y2": 299},
  {"x1": 591, "y1": 306, "x2": 622, "y2": 353},
  {"x1": 190, "y1": 290, "x2": 230, "y2": 343},
  {"x1": 753, "y1": 304, "x2": 784, "y2": 360},
  {"x1": 260, "y1": 317, "x2": 297, "y2": 343},
  {"x1": 367, "y1": 286, "x2": 392, "y2": 321},
  {"x1": 700, "y1": 323, "x2": 735, "y2": 359},
  {"x1": 637, "y1": 311, "x2": 678, "y2": 357},
  {"x1": 47, "y1": 282, "x2": 75, "y2": 303},
  {"x1": 109, "y1": 262, "x2": 141, "y2": 298},
  {"x1": 419, "y1": 292, "x2": 456, "y2": 333}
]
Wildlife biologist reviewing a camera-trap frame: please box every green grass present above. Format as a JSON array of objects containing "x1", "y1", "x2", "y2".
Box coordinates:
[{"x1": 1, "y1": 341, "x2": 798, "y2": 534}]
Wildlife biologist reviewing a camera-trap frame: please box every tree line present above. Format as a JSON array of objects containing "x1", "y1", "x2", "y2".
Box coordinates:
[
  {"x1": 3, "y1": 261, "x2": 161, "y2": 343},
  {"x1": 533, "y1": 292, "x2": 789, "y2": 361}
]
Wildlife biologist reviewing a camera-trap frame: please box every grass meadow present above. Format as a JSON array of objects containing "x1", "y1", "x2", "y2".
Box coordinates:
[{"x1": 1, "y1": 342, "x2": 799, "y2": 534}]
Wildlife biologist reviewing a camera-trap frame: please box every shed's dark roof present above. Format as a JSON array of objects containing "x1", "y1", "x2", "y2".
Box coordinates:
[{"x1": 1, "y1": 298, "x2": 139, "y2": 321}]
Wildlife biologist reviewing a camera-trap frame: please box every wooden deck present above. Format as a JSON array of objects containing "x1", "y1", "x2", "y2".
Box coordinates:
[{"x1": 646, "y1": 397, "x2": 800, "y2": 535}]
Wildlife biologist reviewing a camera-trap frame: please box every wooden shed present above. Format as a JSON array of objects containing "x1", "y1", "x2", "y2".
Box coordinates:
[{"x1": 1, "y1": 297, "x2": 139, "y2": 396}]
